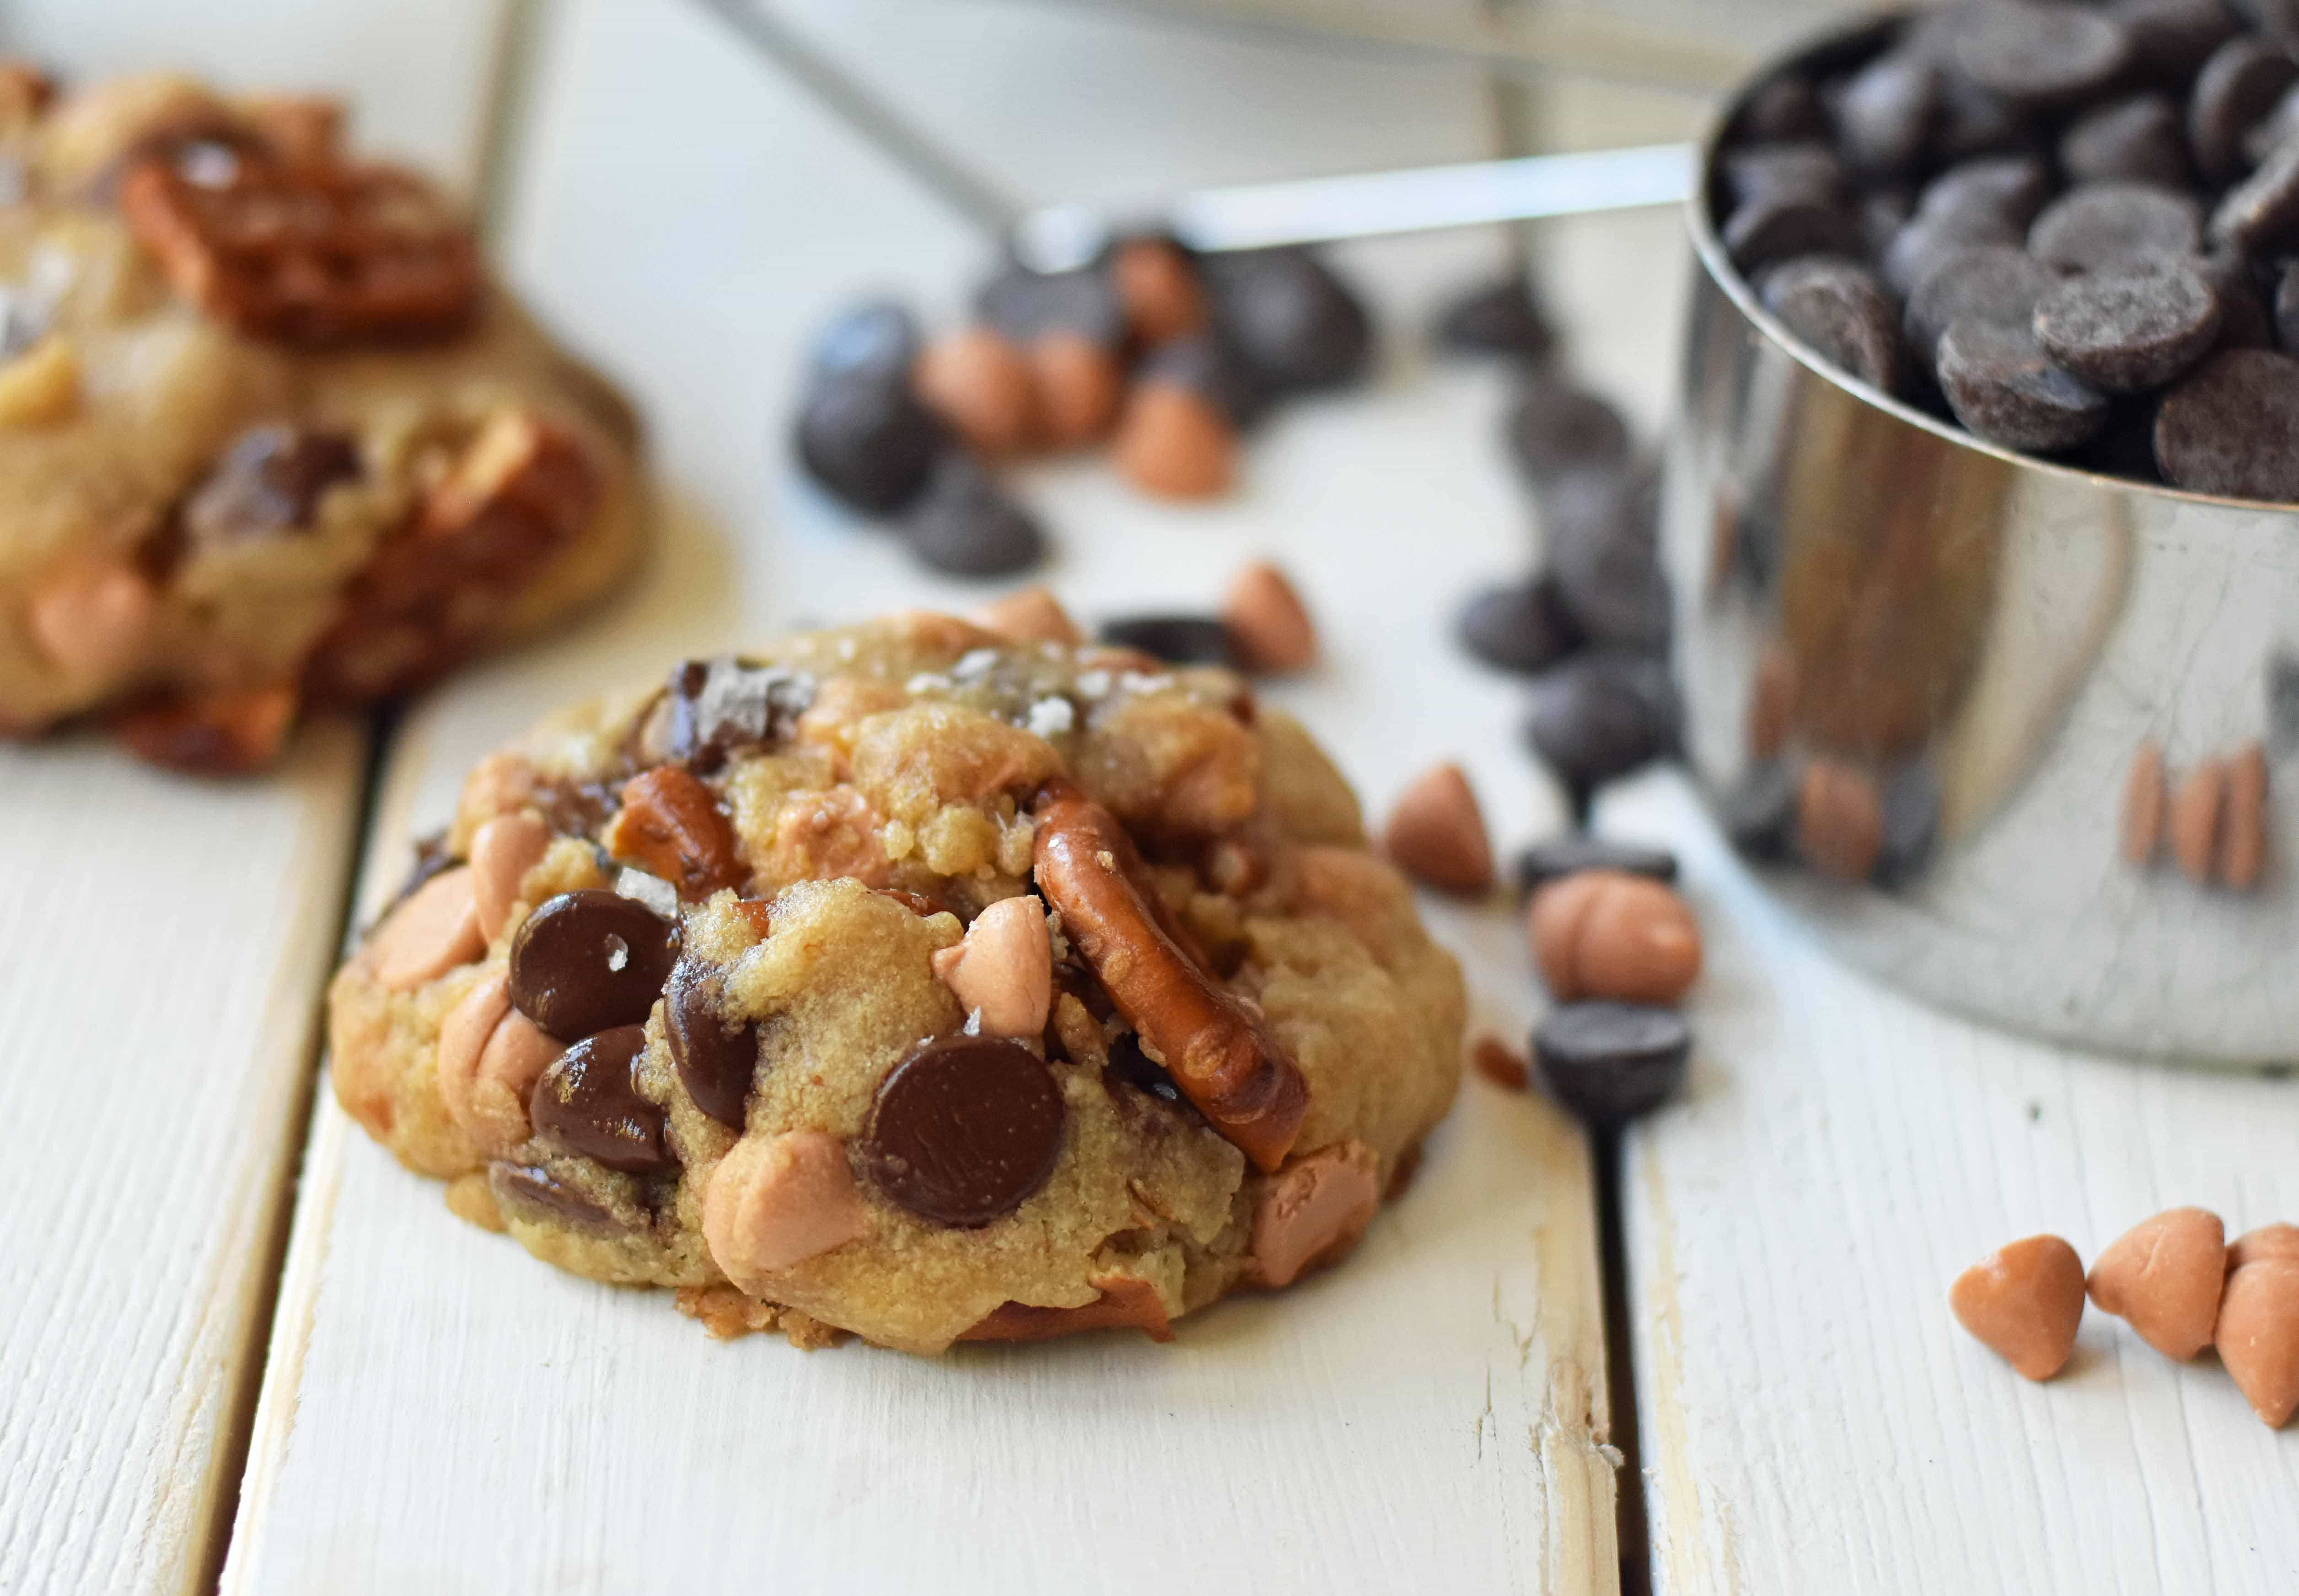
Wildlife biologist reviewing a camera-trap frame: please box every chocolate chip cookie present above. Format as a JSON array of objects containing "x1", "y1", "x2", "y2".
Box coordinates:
[
  {"x1": 0, "y1": 68, "x2": 641, "y2": 771},
  {"x1": 328, "y1": 610, "x2": 1465, "y2": 1354}
]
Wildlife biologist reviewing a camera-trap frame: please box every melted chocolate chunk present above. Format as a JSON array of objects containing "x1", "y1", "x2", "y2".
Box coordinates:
[
  {"x1": 183, "y1": 424, "x2": 361, "y2": 546},
  {"x1": 664, "y1": 958, "x2": 758, "y2": 1129},
  {"x1": 858, "y1": 1036, "x2": 1065, "y2": 1227},
  {"x1": 486, "y1": 1161, "x2": 624, "y2": 1232},
  {"x1": 664, "y1": 656, "x2": 815, "y2": 774},
  {"x1": 508, "y1": 889, "x2": 679, "y2": 1041},
  {"x1": 530, "y1": 1024, "x2": 672, "y2": 1175}
]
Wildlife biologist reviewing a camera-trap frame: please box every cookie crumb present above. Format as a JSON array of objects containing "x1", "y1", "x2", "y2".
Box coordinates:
[
  {"x1": 780, "y1": 1308, "x2": 849, "y2": 1350},
  {"x1": 676, "y1": 1282, "x2": 781, "y2": 1340}
]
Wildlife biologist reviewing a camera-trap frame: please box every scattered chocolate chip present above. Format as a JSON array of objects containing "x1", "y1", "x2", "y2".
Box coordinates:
[
  {"x1": 1938, "y1": 316, "x2": 2111, "y2": 450},
  {"x1": 182, "y1": 424, "x2": 360, "y2": 546},
  {"x1": 486, "y1": 1160, "x2": 623, "y2": 1232},
  {"x1": 2190, "y1": 34, "x2": 2299, "y2": 181},
  {"x1": 508, "y1": 888, "x2": 680, "y2": 1042},
  {"x1": 2154, "y1": 346, "x2": 2299, "y2": 497},
  {"x1": 1544, "y1": 465, "x2": 1670, "y2": 650},
  {"x1": 1835, "y1": 50, "x2": 1939, "y2": 176},
  {"x1": 1721, "y1": 760, "x2": 1799, "y2": 860},
  {"x1": 1524, "y1": 649, "x2": 1679, "y2": 801},
  {"x1": 1137, "y1": 330, "x2": 1268, "y2": 429},
  {"x1": 1721, "y1": 191, "x2": 1863, "y2": 274},
  {"x1": 1504, "y1": 379, "x2": 1633, "y2": 486},
  {"x1": 2211, "y1": 133, "x2": 2299, "y2": 255},
  {"x1": 858, "y1": 1035, "x2": 1066, "y2": 1226},
  {"x1": 808, "y1": 299, "x2": 920, "y2": 383},
  {"x1": 1105, "y1": 1030, "x2": 1183, "y2": 1104},
  {"x1": 902, "y1": 451, "x2": 1046, "y2": 577},
  {"x1": 1763, "y1": 256, "x2": 1902, "y2": 391},
  {"x1": 1513, "y1": 834, "x2": 1679, "y2": 897},
  {"x1": 1904, "y1": 245, "x2": 2056, "y2": 369},
  {"x1": 975, "y1": 263, "x2": 1123, "y2": 348},
  {"x1": 2061, "y1": 93, "x2": 2197, "y2": 188},
  {"x1": 1202, "y1": 245, "x2": 1372, "y2": 395},
  {"x1": 1720, "y1": 141, "x2": 1845, "y2": 209},
  {"x1": 794, "y1": 369, "x2": 944, "y2": 516},
  {"x1": 1096, "y1": 613, "x2": 1237, "y2": 668},
  {"x1": 2034, "y1": 262, "x2": 2223, "y2": 391},
  {"x1": 1952, "y1": 3, "x2": 2132, "y2": 112},
  {"x1": 2028, "y1": 182, "x2": 2204, "y2": 273},
  {"x1": 664, "y1": 656, "x2": 814, "y2": 774},
  {"x1": 664, "y1": 958, "x2": 759, "y2": 1129},
  {"x1": 530, "y1": 1024, "x2": 672, "y2": 1175},
  {"x1": 1433, "y1": 274, "x2": 1554, "y2": 359},
  {"x1": 1456, "y1": 574, "x2": 1583, "y2": 675},
  {"x1": 1533, "y1": 1001, "x2": 1692, "y2": 1125}
]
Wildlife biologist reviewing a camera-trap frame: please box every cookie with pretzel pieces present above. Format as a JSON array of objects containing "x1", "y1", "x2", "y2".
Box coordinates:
[
  {"x1": 328, "y1": 609, "x2": 1465, "y2": 1354},
  {"x1": 0, "y1": 68, "x2": 640, "y2": 771}
]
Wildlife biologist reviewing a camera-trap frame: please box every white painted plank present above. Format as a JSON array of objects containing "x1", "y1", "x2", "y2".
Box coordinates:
[
  {"x1": 223, "y1": 1, "x2": 1621, "y2": 1590},
  {"x1": 1614, "y1": 771, "x2": 2299, "y2": 1596},
  {"x1": 0, "y1": 8, "x2": 505, "y2": 1594}
]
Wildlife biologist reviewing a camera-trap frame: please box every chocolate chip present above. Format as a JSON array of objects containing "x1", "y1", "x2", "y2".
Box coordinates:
[
  {"x1": 1524, "y1": 649, "x2": 1679, "y2": 802},
  {"x1": 1138, "y1": 331, "x2": 1269, "y2": 428},
  {"x1": 858, "y1": 1035, "x2": 1065, "y2": 1227},
  {"x1": 2241, "y1": 81, "x2": 2299, "y2": 165},
  {"x1": 2154, "y1": 346, "x2": 2299, "y2": 497},
  {"x1": 486, "y1": 1160, "x2": 623, "y2": 1232},
  {"x1": 793, "y1": 369, "x2": 944, "y2": 516},
  {"x1": 664, "y1": 656, "x2": 814, "y2": 774},
  {"x1": 1720, "y1": 141, "x2": 1845, "y2": 209},
  {"x1": 1952, "y1": 4, "x2": 2132, "y2": 112},
  {"x1": 1834, "y1": 50, "x2": 1939, "y2": 176},
  {"x1": 1859, "y1": 186, "x2": 1916, "y2": 258},
  {"x1": 379, "y1": 828, "x2": 456, "y2": 922},
  {"x1": 1904, "y1": 245, "x2": 2055, "y2": 369},
  {"x1": 1456, "y1": 574, "x2": 1583, "y2": 675},
  {"x1": 182, "y1": 424, "x2": 360, "y2": 545},
  {"x1": 1874, "y1": 760, "x2": 1942, "y2": 886},
  {"x1": 2028, "y1": 182, "x2": 2203, "y2": 273},
  {"x1": 508, "y1": 888, "x2": 679, "y2": 1041},
  {"x1": 1105, "y1": 1030, "x2": 1183, "y2": 1104},
  {"x1": 2190, "y1": 35, "x2": 2299, "y2": 181},
  {"x1": 1938, "y1": 316, "x2": 2111, "y2": 450},
  {"x1": 1544, "y1": 465, "x2": 1669, "y2": 650},
  {"x1": 809, "y1": 299, "x2": 919, "y2": 383},
  {"x1": 1513, "y1": 834, "x2": 1678, "y2": 897},
  {"x1": 1532, "y1": 1001, "x2": 1691, "y2": 1125},
  {"x1": 2034, "y1": 262, "x2": 2223, "y2": 391},
  {"x1": 1432, "y1": 275, "x2": 1554, "y2": 360},
  {"x1": 2111, "y1": 0, "x2": 2238, "y2": 87},
  {"x1": 1880, "y1": 155, "x2": 2051, "y2": 295},
  {"x1": 2211, "y1": 134, "x2": 2299, "y2": 256},
  {"x1": 902, "y1": 451, "x2": 1046, "y2": 578},
  {"x1": 1201, "y1": 246, "x2": 1371, "y2": 395},
  {"x1": 1096, "y1": 614, "x2": 1237, "y2": 668},
  {"x1": 1762, "y1": 256, "x2": 1902, "y2": 391},
  {"x1": 2061, "y1": 93, "x2": 2197, "y2": 188},
  {"x1": 664, "y1": 958, "x2": 758, "y2": 1129},
  {"x1": 1721, "y1": 760, "x2": 1798, "y2": 860},
  {"x1": 530, "y1": 1024, "x2": 671, "y2": 1175},
  {"x1": 1721, "y1": 192, "x2": 1863, "y2": 274},
  {"x1": 1735, "y1": 74, "x2": 1827, "y2": 144},
  {"x1": 2275, "y1": 260, "x2": 2299, "y2": 349},
  {"x1": 975, "y1": 263, "x2": 1123, "y2": 348},
  {"x1": 1504, "y1": 379, "x2": 1632, "y2": 486},
  {"x1": 1934, "y1": 73, "x2": 2033, "y2": 165}
]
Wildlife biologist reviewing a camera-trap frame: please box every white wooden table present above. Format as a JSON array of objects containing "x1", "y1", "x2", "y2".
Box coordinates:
[{"x1": 2, "y1": 3, "x2": 2293, "y2": 1594}]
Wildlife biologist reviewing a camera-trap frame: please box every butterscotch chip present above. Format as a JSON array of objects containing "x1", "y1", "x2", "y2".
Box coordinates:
[
  {"x1": 1111, "y1": 236, "x2": 1208, "y2": 346},
  {"x1": 1527, "y1": 870, "x2": 1703, "y2": 1006},
  {"x1": 1795, "y1": 757, "x2": 1883, "y2": 881},
  {"x1": 1028, "y1": 330, "x2": 1122, "y2": 448},
  {"x1": 2087, "y1": 1205, "x2": 2226, "y2": 1360},
  {"x1": 2217, "y1": 1258, "x2": 2299, "y2": 1427},
  {"x1": 2229, "y1": 1222, "x2": 2299, "y2": 1269},
  {"x1": 1381, "y1": 762, "x2": 1494, "y2": 896},
  {"x1": 1950, "y1": 1234, "x2": 2086, "y2": 1382},
  {"x1": 2122, "y1": 738, "x2": 2165, "y2": 865},
  {"x1": 2168, "y1": 759, "x2": 2227, "y2": 884},
  {"x1": 2218, "y1": 740, "x2": 2267, "y2": 889},
  {"x1": 1112, "y1": 380, "x2": 1236, "y2": 499},
  {"x1": 968, "y1": 584, "x2": 1082, "y2": 646},
  {"x1": 912, "y1": 325, "x2": 1040, "y2": 457},
  {"x1": 1221, "y1": 561, "x2": 1318, "y2": 674}
]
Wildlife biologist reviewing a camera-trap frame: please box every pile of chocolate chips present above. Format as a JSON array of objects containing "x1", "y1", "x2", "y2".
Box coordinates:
[
  {"x1": 1715, "y1": 0, "x2": 2299, "y2": 499},
  {"x1": 791, "y1": 237, "x2": 1373, "y2": 576}
]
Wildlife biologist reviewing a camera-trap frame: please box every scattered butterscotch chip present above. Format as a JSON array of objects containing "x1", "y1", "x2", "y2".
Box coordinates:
[
  {"x1": 2218, "y1": 740, "x2": 2268, "y2": 889},
  {"x1": 2122, "y1": 738, "x2": 2165, "y2": 865},
  {"x1": 1111, "y1": 380, "x2": 1235, "y2": 499},
  {"x1": 2087, "y1": 1205, "x2": 2226, "y2": 1360},
  {"x1": 1111, "y1": 236, "x2": 1208, "y2": 346},
  {"x1": 1472, "y1": 1035, "x2": 1529, "y2": 1091},
  {"x1": 1527, "y1": 869, "x2": 1703, "y2": 1006},
  {"x1": 1221, "y1": 560, "x2": 1318, "y2": 674},
  {"x1": 1748, "y1": 641, "x2": 1796, "y2": 761},
  {"x1": 969, "y1": 584, "x2": 1083, "y2": 646},
  {"x1": 1795, "y1": 756, "x2": 1883, "y2": 881},
  {"x1": 2168, "y1": 760, "x2": 2227, "y2": 885},
  {"x1": 2229, "y1": 1221, "x2": 2299, "y2": 1269},
  {"x1": 913, "y1": 325, "x2": 1041, "y2": 457},
  {"x1": 2216, "y1": 1258, "x2": 2299, "y2": 1428},
  {"x1": 1950, "y1": 1234, "x2": 2086, "y2": 1381},
  {"x1": 1380, "y1": 762, "x2": 1494, "y2": 895},
  {"x1": 1028, "y1": 330, "x2": 1123, "y2": 449}
]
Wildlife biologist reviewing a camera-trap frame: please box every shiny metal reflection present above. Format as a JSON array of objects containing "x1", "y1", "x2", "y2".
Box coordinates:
[{"x1": 1664, "y1": 16, "x2": 2299, "y2": 1065}]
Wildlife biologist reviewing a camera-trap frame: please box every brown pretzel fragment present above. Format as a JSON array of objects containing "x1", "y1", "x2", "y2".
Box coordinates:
[
  {"x1": 603, "y1": 765, "x2": 744, "y2": 900},
  {"x1": 1031, "y1": 778, "x2": 1306, "y2": 1172}
]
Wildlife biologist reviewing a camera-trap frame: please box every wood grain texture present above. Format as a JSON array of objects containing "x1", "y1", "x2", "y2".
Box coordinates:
[
  {"x1": 220, "y1": 1, "x2": 1619, "y2": 1589},
  {"x1": 1611, "y1": 772, "x2": 2299, "y2": 1596}
]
